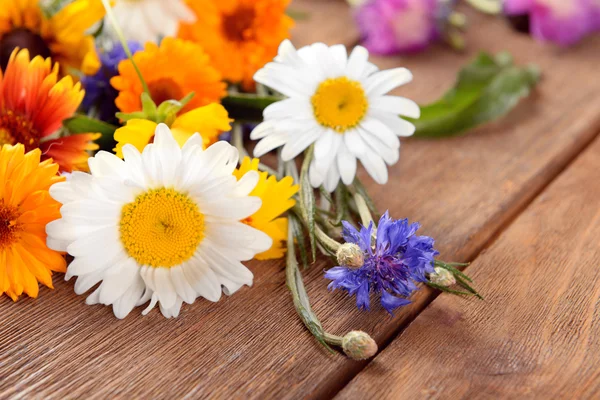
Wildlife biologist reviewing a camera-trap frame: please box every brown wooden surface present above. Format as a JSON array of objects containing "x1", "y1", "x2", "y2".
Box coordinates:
[
  {"x1": 338, "y1": 127, "x2": 600, "y2": 400},
  {"x1": 2, "y1": 1, "x2": 600, "y2": 399}
]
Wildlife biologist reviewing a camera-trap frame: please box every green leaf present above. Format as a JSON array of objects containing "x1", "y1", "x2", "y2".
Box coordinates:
[
  {"x1": 332, "y1": 184, "x2": 349, "y2": 226},
  {"x1": 289, "y1": 214, "x2": 309, "y2": 270},
  {"x1": 411, "y1": 52, "x2": 540, "y2": 138},
  {"x1": 63, "y1": 114, "x2": 118, "y2": 151},
  {"x1": 300, "y1": 146, "x2": 317, "y2": 262},
  {"x1": 222, "y1": 93, "x2": 282, "y2": 121}
]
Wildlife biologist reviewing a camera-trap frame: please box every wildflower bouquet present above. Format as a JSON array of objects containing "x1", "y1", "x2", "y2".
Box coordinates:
[{"x1": 0, "y1": 0, "x2": 541, "y2": 360}]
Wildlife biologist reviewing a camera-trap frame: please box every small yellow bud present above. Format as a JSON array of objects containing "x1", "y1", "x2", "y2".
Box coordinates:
[
  {"x1": 342, "y1": 331, "x2": 378, "y2": 360},
  {"x1": 336, "y1": 243, "x2": 364, "y2": 268},
  {"x1": 429, "y1": 267, "x2": 456, "y2": 287}
]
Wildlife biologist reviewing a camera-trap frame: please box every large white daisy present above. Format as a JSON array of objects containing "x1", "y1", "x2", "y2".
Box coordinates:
[
  {"x1": 250, "y1": 40, "x2": 420, "y2": 192},
  {"x1": 46, "y1": 124, "x2": 271, "y2": 319},
  {"x1": 105, "y1": 0, "x2": 195, "y2": 44}
]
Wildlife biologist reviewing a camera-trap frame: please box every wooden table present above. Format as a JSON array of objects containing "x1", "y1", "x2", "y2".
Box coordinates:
[{"x1": 2, "y1": 1, "x2": 600, "y2": 398}]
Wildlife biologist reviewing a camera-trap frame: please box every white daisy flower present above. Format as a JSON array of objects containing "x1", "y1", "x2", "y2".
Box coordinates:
[
  {"x1": 250, "y1": 40, "x2": 420, "y2": 192},
  {"x1": 46, "y1": 124, "x2": 272, "y2": 319},
  {"x1": 105, "y1": 0, "x2": 195, "y2": 44}
]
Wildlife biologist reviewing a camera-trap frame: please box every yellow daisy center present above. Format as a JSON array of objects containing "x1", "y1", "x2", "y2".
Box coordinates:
[
  {"x1": 311, "y1": 77, "x2": 368, "y2": 133},
  {"x1": 119, "y1": 188, "x2": 205, "y2": 268},
  {"x1": 0, "y1": 111, "x2": 39, "y2": 149},
  {"x1": 0, "y1": 203, "x2": 21, "y2": 249}
]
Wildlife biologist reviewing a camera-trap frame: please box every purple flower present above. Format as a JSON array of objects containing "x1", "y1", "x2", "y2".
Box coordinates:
[
  {"x1": 81, "y1": 41, "x2": 143, "y2": 123},
  {"x1": 325, "y1": 212, "x2": 438, "y2": 314},
  {"x1": 355, "y1": 0, "x2": 444, "y2": 55},
  {"x1": 504, "y1": 0, "x2": 598, "y2": 46}
]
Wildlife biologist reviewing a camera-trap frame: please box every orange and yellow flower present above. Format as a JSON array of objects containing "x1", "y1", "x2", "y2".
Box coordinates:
[
  {"x1": 113, "y1": 103, "x2": 232, "y2": 158},
  {"x1": 178, "y1": 0, "x2": 293, "y2": 89},
  {"x1": 0, "y1": 143, "x2": 66, "y2": 301},
  {"x1": 111, "y1": 38, "x2": 226, "y2": 114},
  {"x1": 0, "y1": 0, "x2": 104, "y2": 75},
  {"x1": 0, "y1": 49, "x2": 100, "y2": 172},
  {"x1": 233, "y1": 157, "x2": 298, "y2": 260}
]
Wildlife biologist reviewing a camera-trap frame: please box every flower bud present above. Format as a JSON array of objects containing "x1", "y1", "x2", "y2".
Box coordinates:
[
  {"x1": 336, "y1": 243, "x2": 364, "y2": 268},
  {"x1": 429, "y1": 267, "x2": 456, "y2": 287},
  {"x1": 342, "y1": 331, "x2": 378, "y2": 360}
]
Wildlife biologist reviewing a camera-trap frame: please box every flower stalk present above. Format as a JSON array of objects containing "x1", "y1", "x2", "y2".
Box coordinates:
[{"x1": 100, "y1": 0, "x2": 151, "y2": 96}]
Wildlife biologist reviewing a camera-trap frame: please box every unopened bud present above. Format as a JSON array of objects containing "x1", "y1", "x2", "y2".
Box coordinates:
[
  {"x1": 336, "y1": 243, "x2": 364, "y2": 268},
  {"x1": 342, "y1": 331, "x2": 378, "y2": 360},
  {"x1": 429, "y1": 267, "x2": 456, "y2": 287}
]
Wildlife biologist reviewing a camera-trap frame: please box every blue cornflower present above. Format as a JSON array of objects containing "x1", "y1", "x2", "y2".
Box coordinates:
[
  {"x1": 325, "y1": 211, "x2": 439, "y2": 314},
  {"x1": 81, "y1": 41, "x2": 143, "y2": 123}
]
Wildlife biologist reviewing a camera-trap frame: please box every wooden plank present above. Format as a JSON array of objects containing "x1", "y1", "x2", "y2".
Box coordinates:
[
  {"x1": 290, "y1": 0, "x2": 359, "y2": 47},
  {"x1": 337, "y1": 130, "x2": 600, "y2": 400},
  {"x1": 2, "y1": 5, "x2": 600, "y2": 400}
]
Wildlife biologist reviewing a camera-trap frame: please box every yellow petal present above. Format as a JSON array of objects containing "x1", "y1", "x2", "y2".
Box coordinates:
[
  {"x1": 114, "y1": 119, "x2": 158, "y2": 158},
  {"x1": 171, "y1": 103, "x2": 232, "y2": 148}
]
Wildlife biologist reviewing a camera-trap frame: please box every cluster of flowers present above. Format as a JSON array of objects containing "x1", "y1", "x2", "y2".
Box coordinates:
[
  {"x1": 0, "y1": 0, "x2": 477, "y2": 359},
  {"x1": 352, "y1": 0, "x2": 600, "y2": 54}
]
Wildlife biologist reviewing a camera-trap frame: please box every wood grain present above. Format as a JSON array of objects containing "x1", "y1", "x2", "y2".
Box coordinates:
[
  {"x1": 2, "y1": 3, "x2": 600, "y2": 400},
  {"x1": 338, "y1": 129, "x2": 600, "y2": 400}
]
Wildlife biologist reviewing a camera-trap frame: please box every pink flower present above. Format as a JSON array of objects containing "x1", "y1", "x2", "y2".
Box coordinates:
[
  {"x1": 356, "y1": 0, "x2": 443, "y2": 55},
  {"x1": 504, "y1": 0, "x2": 598, "y2": 46}
]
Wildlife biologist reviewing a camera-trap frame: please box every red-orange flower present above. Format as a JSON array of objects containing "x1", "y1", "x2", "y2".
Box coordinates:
[{"x1": 0, "y1": 49, "x2": 99, "y2": 172}]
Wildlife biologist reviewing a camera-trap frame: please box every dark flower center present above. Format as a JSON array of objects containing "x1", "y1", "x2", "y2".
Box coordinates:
[
  {"x1": 0, "y1": 203, "x2": 21, "y2": 249},
  {"x1": 222, "y1": 7, "x2": 256, "y2": 42},
  {"x1": 0, "y1": 111, "x2": 40, "y2": 150},
  {"x1": 148, "y1": 78, "x2": 184, "y2": 106},
  {"x1": 0, "y1": 28, "x2": 52, "y2": 71}
]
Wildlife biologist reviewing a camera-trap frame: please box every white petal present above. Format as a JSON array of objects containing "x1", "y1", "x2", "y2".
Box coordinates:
[
  {"x1": 253, "y1": 132, "x2": 288, "y2": 158},
  {"x1": 232, "y1": 170, "x2": 259, "y2": 197},
  {"x1": 344, "y1": 129, "x2": 367, "y2": 157},
  {"x1": 359, "y1": 152, "x2": 388, "y2": 184},
  {"x1": 337, "y1": 146, "x2": 357, "y2": 185},
  {"x1": 152, "y1": 268, "x2": 177, "y2": 310},
  {"x1": 329, "y1": 44, "x2": 348, "y2": 76},
  {"x1": 357, "y1": 127, "x2": 399, "y2": 165},
  {"x1": 182, "y1": 258, "x2": 222, "y2": 302},
  {"x1": 112, "y1": 274, "x2": 146, "y2": 319},
  {"x1": 313, "y1": 129, "x2": 334, "y2": 160},
  {"x1": 281, "y1": 126, "x2": 322, "y2": 161},
  {"x1": 369, "y1": 110, "x2": 416, "y2": 137},
  {"x1": 98, "y1": 257, "x2": 139, "y2": 305},
  {"x1": 360, "y1": 118, "x2": 400, "y2": 148},
  {"x1": 323, "y1": 163, "x2": 341, "y2": 192},
  {"x1": 200, "y1": 197, "x2": 261, "y2": 220},
  {"x1": 250, "y1": 120, "x2": 275, "y2": 140},
  {"x1": 371, "y1": 96, "x2": 420, "y2": 119},
  {"x1": 170, "y1": 266, "x2": 196, "y2": 304},
  {"x1": 309, "y1": 159, "x2": 325, "y2": 188},
  {"x1": 346, "y1": 46, "x2": 369, "y2": 80},
  {"x1": 364, "y1": 68, "x2": 413, "y2": 96},
  {"x1": 182, "y1": 133, "x2": 204, "y2": 152}
]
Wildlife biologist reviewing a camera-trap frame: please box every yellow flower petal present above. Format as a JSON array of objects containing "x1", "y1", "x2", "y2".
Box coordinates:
[
  {"x1": 114, "y1": 119, "x2": 158, "y2": 158},
  {"x1": 234, "y1": 157, "x2": 299, "y2": 260},
  {"x1": 171, "y1": 103, "x2": 232, "y2": 148}
]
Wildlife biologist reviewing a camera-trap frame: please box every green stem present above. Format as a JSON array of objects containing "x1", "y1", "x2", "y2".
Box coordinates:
[
  {"x1": 323, "y1": 333, "x2": 344, "y2": 346},
  {"x1": 285, "y1": 222, "x2": 334, "y2": 353},
  {"x1": 231, "y1": 123, "x2": 249, "y2": 161},
  {"x1": 101, "y1": 0, "x2": 150, "y2": 95},
  {"x1": 353, "y1": 192, "x2": 374, "y2": 227}
]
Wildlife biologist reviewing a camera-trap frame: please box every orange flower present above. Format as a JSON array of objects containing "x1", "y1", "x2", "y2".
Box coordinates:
[
  {"x1": 0, "y1": 143, "x2": 66, "y2": 301},
  {"x1": 0, "y1": 48, "x2": 99, "y2": 172},
  {"x1": 111, "y1": 38, "x2": 226, "y2": 114},
  {"x1": 0, "y1": 0, "x2": 104, "y2": 75},
  {"x1": 178, "y1": 0, "x2": 293, "y2": 89}
]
